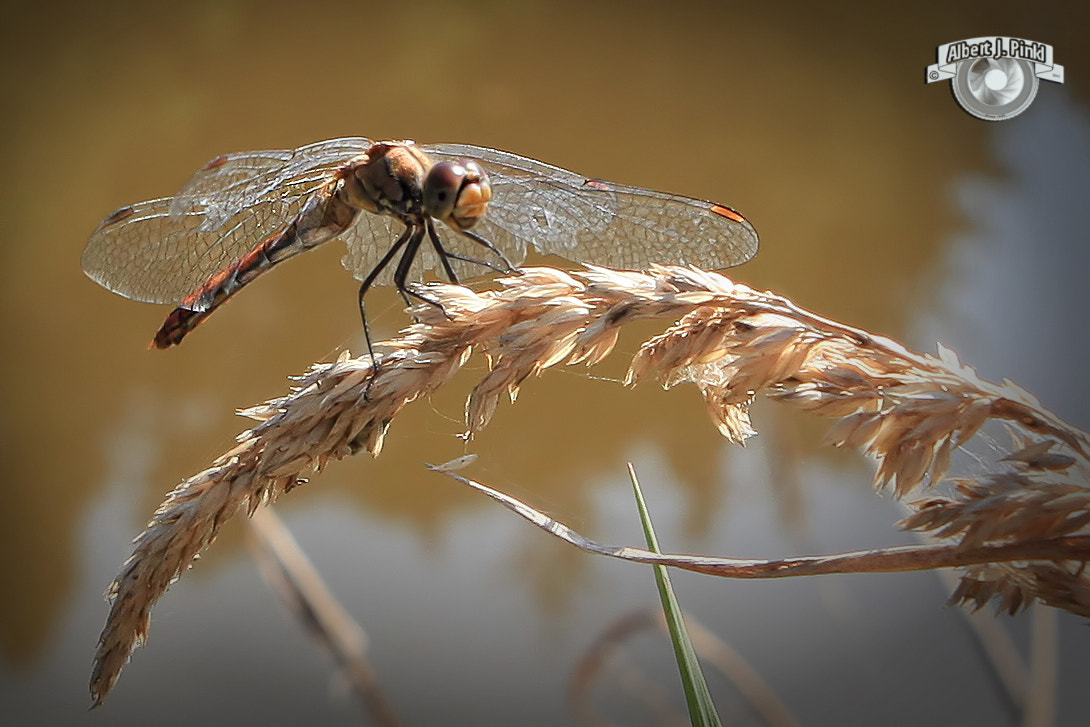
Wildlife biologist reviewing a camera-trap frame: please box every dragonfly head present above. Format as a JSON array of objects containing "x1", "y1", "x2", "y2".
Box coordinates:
[{"x1": 423, "y1": 160, "x2": 491, "y2": 230}]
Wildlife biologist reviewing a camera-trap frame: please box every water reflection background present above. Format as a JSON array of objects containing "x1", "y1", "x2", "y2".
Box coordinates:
[{"x1": 2, "y1": 1, "x2": 1089, "y2": 724}]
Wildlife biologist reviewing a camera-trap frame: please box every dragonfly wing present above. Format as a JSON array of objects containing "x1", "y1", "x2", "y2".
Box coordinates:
[
  {"x1": 424, "y1": 143, "x2": 758, "y2": 272},
  {"x1": 83, "y1": 196, "x2": 300, "y2": 308},
  {"x1": 424, "y1": 144, "x2": 600, "y2": 259},
  {"x1": 84, "y1": 138, "x2": 376, "y2": 307},
  {"x1": 170, "y1": 137, "x2": 374, "y2": 229},
  {"x1": 339, "y1": 212, "x2": 403, "y2": 286}
]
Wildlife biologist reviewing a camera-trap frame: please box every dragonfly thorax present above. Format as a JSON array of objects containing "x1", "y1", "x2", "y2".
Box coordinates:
[
  {"x1": 338, "y1": 142, "x2": 431, "y2": 221},
  {"x1": 337, "y1": 141, "x2": 491, "y2": 232}
]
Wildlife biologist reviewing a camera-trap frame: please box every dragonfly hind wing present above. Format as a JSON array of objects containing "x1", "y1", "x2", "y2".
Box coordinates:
[
  {"x1": 84, "y1": 139, "x2": 377, "y2": 310},
  {"x1": 340, "y1": 212, "x2": 403, "y2": 286},
  {"x1": 83, "y1": 196, "x2": 299, "y2": 308}
]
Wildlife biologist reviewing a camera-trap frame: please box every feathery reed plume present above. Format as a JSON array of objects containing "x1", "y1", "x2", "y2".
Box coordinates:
[{"x1": 90, "y1": 265, "x2": 1090, "y2": 706}]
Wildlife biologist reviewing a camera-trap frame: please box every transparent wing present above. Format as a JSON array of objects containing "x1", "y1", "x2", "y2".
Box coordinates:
[
  {"x1": 83, "y1": 197, "x2": 302, "y2": 306},
  {"x1": 83, "y1": 137, "x2": 374, "y2": 304},
  {"x1": 422, "y1": 143, "x2": 759, "y2": 272},
  {"x1": 339, "y1": 212, "x2": 404, "y2": 286},
  {"x1": 168, "y1": 137, "x2": 374, "y2": 228}
]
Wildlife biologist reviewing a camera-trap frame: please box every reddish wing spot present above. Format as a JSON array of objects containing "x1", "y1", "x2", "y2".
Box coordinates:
[
  {"x1": 201, "y1": 155, "x2": 229, "y2": 171},
  {"x1": 583, "y1": 179, "x2": 614, "y2": 191},
  {"x1": 102, "y1": 205, "x2": 136, "y2": 226},
  {"x1": 710, "y1": 204, "x2": 747, "y2": 224}
]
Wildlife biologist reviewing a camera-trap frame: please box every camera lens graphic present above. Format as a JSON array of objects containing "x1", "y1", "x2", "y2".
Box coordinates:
[{"x1": 952, "y1": 57, "x2": 1039, "y2": 121}]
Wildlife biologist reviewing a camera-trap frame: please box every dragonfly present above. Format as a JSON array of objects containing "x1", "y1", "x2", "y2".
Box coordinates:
[{"x1": 83, "y1": 138, "x2": 759, "y2": 353}]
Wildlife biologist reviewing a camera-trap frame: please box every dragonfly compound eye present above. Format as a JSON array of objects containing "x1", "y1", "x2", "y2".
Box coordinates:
[{"x1": 424, "y1": 160, "x2": 491, "y2": 230}]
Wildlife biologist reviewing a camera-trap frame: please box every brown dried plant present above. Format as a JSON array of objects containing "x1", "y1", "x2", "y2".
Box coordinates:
[{"x1": 89, "y1": 265, "x2": 1090, "y2": 706}]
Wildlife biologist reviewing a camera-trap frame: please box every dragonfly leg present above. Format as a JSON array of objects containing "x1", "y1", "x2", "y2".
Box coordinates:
[
  {"x1": 441, "y1": 251, "x2": 509, "y2": 275},
  {"x1": 457, "y1": 228, "x2": 518, "y2": 273},
  {"x1": 356, "y1": 224, "x2": 414, "y2": 382},
  {"x1": 391, "y1": 225, "x2": 457, "y2": 324},
  {"x1": 427, "y1": 218, "x2": 510, "y2": 277},
  {"x1": 392, "y1": 226, "x2": 437, "y2": 310},
  {"x1": 426, "y1": 218, "x2": 460, "y2": 284}
]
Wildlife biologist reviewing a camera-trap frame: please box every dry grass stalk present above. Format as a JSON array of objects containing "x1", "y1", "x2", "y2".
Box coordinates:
[
  {"x1": 90, "y1": 264, "x2": 1090, "y2": 706},
  {"x1": 246, "y1": 506, "x2": 400, "y2": 726}
]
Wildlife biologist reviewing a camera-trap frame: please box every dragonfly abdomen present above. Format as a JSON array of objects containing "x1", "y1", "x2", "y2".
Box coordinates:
[{"x1": 153, "y1": 183, "x2": 359, "y2": 349}]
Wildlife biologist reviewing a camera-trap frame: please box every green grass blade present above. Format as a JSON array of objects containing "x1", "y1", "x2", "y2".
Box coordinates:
[{"x1": 628, "y1": 463, "x2": 722, "y2": 727}]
